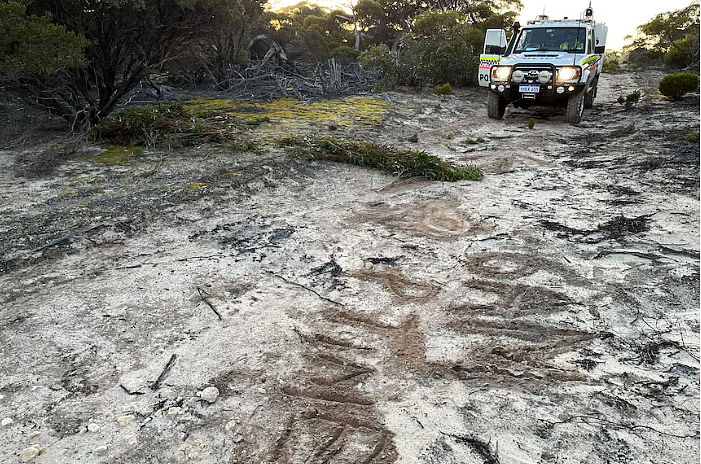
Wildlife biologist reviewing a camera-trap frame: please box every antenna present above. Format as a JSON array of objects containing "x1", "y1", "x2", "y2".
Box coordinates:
[{"x1": 585, "y1": 2, "x2": 594, "y2": 19}]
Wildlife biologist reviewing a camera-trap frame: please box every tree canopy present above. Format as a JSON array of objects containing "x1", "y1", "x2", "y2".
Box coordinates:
[{"x1": 627, "y1": 2, "x2": 700, "y2": 68}]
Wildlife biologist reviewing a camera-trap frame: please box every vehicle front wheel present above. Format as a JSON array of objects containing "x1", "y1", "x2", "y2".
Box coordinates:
[
  {"x1": 487, "y1": 92, "x2": 507, "y2": 119},
  {"x1": 566, "y1": 92, "x2": 585, "y2": 124},
  {"x1": 584, "y1": 84, "x2": 596, "y2": 108}
]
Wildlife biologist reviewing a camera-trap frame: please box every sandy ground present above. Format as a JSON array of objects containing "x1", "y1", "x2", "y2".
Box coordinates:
[{"x1": 0, "y1": 70, "x2": 699, "y2": 464}]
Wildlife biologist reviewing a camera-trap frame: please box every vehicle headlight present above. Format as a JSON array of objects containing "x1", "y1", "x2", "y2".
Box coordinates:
[
  {"x1": 538, "y1": 70, "x2": 552, "y2": 83},
  {"x1": 557, "y1": 66, "x2": 581, "y2": 82},
  {"x1": 511, "y1": 70, "x2": 524, "y2": 83},
  {"x1": 491, "y1": 66, "x2": 511, "y2": 82}
]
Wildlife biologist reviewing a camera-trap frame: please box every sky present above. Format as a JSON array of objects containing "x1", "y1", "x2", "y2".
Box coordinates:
[
  {"x1": 518, "y1": 1, "x2": 696, "y2": 49},
  {"x1": 268, "y1": 0, "x2": 696, "y2": 50}
]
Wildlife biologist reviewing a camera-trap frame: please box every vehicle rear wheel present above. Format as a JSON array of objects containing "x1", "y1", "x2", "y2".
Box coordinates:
[
  {"x1": 584, "y1": 84, "x2": 596, "y2": 108},
  {"x1": 566, "y1": 92, "x2": 585, "y2": 124},
  {"x1": 487, "y1": 92, "x2": 507, "y2": 119}
]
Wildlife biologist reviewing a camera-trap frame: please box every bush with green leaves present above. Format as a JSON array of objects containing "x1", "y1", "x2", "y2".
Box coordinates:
[
  {"x1": 617, "y1": 90, "x2": 641, "y2": 109},
  {"x1": 0, "y1": 2, "x2": 88, "y2": 78},
  {"x1": 91, "y1": 104, "x2": 228, "y2": 147},
  {"x1": 361, "y1": 11, "x2": 483, "y2": 88},
  {"x1": 360, "y1": 43, "x2": 421, "y2": 88},
  {"x1": 435, "y1": 83, "x2": 451, "y2": 95},
  {"x1": 602, "y1": 58, "x2": 623, "y2": 74},
  {"x1": 659, "y1": 73, "x2": 700, "y2": 100}
]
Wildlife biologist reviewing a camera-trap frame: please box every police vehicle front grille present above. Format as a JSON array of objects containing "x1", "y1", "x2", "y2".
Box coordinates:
[{"x1": 513, "y1": 64, "x2": 556, "y2": 84}]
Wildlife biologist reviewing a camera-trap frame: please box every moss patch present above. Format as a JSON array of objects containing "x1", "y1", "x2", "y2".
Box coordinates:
[
  {"x1": 185, "y1": 96, "x2": 390, "y2": 127},
  {"x1": 92, "y1": 146, "x2": 143, "y2": 166}
]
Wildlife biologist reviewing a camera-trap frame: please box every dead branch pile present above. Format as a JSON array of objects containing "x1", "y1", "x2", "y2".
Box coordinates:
[{"x1": 216, "y1": 58, "x2": 376, "y2": 100}]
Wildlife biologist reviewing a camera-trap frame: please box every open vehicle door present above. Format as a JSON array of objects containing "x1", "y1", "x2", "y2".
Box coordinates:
[{"x1": 479, "y1": 29, "x2": 507, "y2": 87}]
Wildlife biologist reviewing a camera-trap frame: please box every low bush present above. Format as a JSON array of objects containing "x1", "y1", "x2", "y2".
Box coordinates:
[
  {"x1": 92, "y1": 103, "x2": 229, "y2": 147},
  {"x1": 602, "y1": 58, "x2": 623, "y2": 74},
  {"x1": 617, "y1": 90, "x2": 641, "y2": 109},
  {"x1": 659, "y1": 73, "x2": 700, "y2": 100},
  {"x1": 435, "y1": 83, "x2": 451, "y2": 95},
  {"x1": 278, "y1": 136, "x2": 483, "y2": 181}
]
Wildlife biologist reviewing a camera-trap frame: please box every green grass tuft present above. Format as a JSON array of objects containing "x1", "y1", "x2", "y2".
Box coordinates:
[
  {"x1": 435, "y1": 83, "x2": 452, "y2": 95},
  {"x1": 279, "y1": 136, "x2": 483, "y2": 181},
  {"x1": 245, "y1": 116, "x2": 271, "y2": 126}
]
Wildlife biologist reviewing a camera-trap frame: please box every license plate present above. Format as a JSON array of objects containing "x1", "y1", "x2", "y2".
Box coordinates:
[{"x1": 520, "y1": 84, "x2": 540, "y2": 93}]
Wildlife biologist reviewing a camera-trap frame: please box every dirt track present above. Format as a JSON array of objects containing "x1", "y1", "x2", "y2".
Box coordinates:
[{"x1": 0, "y1": 70, "x2": 699, "y2": 464}]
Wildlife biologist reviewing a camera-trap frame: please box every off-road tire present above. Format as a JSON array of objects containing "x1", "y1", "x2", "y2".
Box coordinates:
[
  {"x1": 584, "y1": 83, "x2": 597, "y2": 108},
  {"x1": 487, "y1": 92, "x2": 507, "y2": 119},
  {"x1": 566, "y1": 92, "x2": 585, "y2": 124}
]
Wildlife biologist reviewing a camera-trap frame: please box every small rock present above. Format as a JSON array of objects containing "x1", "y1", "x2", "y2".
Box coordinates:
[
  {"x1": 117, "y1": 414, "x2": 136, "y2": 427},
  {"x1": 198, "y1": 386, "x2": 219, "y2": 403},
  {"x1": 256, "y1": 387, "x2": 266, "y2": 394},
  {"x1": 19, "y1": 444, "x2": 43, "y2": 462},
  {"x1": 122, "y1": 434, "x2": 138, "y2": 446},
  {"x1": 161, "y1": 388, "x2": 177, "y2": 399},
  {"x1": 232, "y1": 433, "x2": 244, "y2": 443},
  {"x1": 93, "y1": 445, "x2": 108, "y2": 455},
  {"x1": 87, "y1": 423, "x2": 100, "y2": 433},
  {"x1": 28, "y1": 431, "x2": 41, "y2": 439},
  {"x1": 1, "y1": 417, "x2": 13, "y2": 426},
  {"x1": 224, "y1": 420, "x2": 237, "y2": 432},
  {"x1": 174, "y1": 444, "x2": 192, "y2": 462},
  {"x1": 167, "y1": 407, "x2": 182, "y2": 419}
]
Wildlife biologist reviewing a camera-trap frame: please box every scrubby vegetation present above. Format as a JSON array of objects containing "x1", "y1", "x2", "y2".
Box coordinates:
[
  {"x1": 91, "y1": 104, "x2": 230, "y2": 147},
  {"x1": 617, "y1": 90, "x2": 641, "y2": 109},
  {"x1": 278, "y1": 136, "x2": 483, "y2": 181},
  {"x1": 625, "y1": 3, "x2": 699, "y2": 69},
  {"x1": 435, "y1": 83, "x2": 452, "y2": 95},
  {"x1": 360, "y1": 11, "x2": 484, "y2": 88},
  {"x1": 659, "y1": 73, "x2": 700, "y2": 100}
]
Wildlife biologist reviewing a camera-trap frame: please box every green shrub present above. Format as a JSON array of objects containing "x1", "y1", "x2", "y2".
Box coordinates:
[
  {"x1": 659, "y1": 73, "x2": 700, "y2": 100},
  {"x1": 528, "y1": 118, "x2": 535, "y2": 129},
  {"x1": 330, "y1": 45, "x2": 359, "y2": 60},
  {"x1": 279, "y1": 136, "x2": 483, "y2": 181},
  {"x1": 360, "y1": 44, "x2": 422, "y2": 89},
  {"x1": 664, "y1": 36, "x2": 699, "y2": 68},
  {"x1": 602, "y1": 58, "x2": 623, "y2": 74},
  {"x1": 435, "y1": 83, "x2": 451, "y2": 95},
  {"x1": 360, "y1": 11, "x2": 483, "y2": 88},
  {"x1": 91, "y1": 103, "x2": 227, "y2": 147}
]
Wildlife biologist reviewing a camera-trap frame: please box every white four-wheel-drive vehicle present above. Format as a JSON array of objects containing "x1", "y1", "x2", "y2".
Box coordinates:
[{"x1": 478, "y1": 3, "x2": 608, "y2": 124}]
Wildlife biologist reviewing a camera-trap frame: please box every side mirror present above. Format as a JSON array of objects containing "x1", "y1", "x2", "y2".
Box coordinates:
[{"x1": 594, "y1": 46, "x2": 605, "y2": 54}]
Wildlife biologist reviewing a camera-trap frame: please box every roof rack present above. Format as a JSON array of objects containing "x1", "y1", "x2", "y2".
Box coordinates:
[{"x1": 526, "y1": 18, "x2": 594, "y2": 25}]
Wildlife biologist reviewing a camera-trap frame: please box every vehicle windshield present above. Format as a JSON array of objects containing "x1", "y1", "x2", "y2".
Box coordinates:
[{"x1": 514, "y1": 27, "x2": 587, "y2": 53}]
